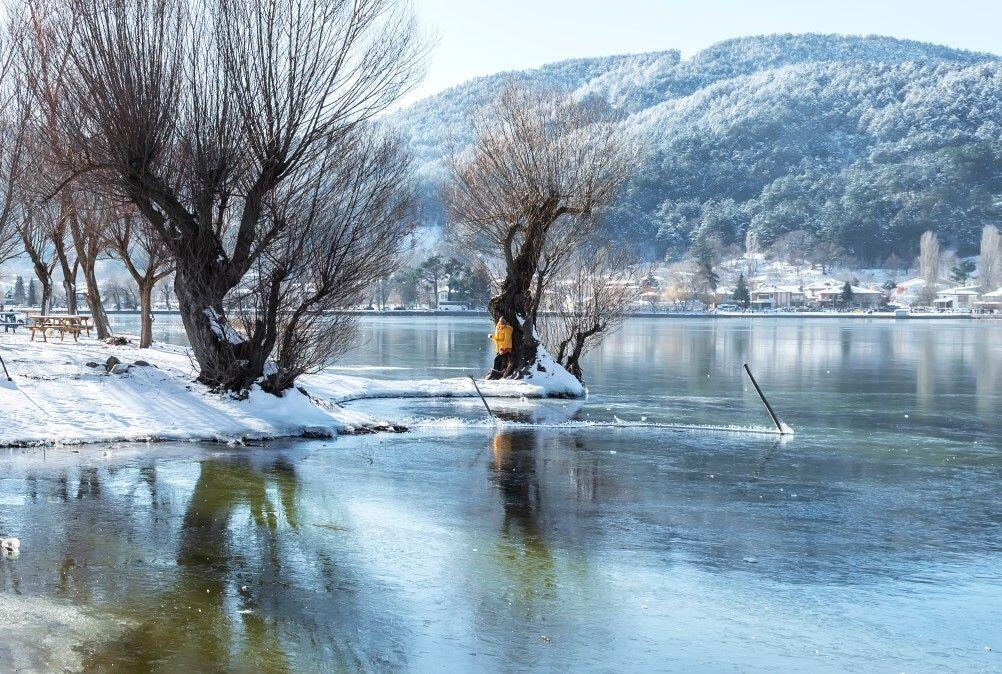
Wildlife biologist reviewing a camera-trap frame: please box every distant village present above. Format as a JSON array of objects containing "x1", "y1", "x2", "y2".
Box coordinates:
[
  {"x1": 2, "y1": 228, "x2": 1001, "y2": 318},
  {"x1": 637, "y1": 254, "x2": 1002, "y2": 315}
]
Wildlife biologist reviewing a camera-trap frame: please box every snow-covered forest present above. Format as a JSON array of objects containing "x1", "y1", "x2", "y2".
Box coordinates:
[{"x1": 394, "y1": 34, "x2": 1002, "y2": 263}]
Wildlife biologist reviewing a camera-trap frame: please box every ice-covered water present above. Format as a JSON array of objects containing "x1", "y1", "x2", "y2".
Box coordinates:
[{"x1": 2, "y1": 315, "x2": 1000, "y2": 670}]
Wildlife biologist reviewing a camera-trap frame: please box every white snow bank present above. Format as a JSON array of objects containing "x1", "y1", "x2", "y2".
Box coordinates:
[
  {"x1": 306, "y1": 344, "x2": 585, "y2": 402},
  {"x1": 0, "y1": 334, "x2": 378, "y2": 447},
  {"x1": 0, "y1": 333, "x2": 584, "y2": 447}
]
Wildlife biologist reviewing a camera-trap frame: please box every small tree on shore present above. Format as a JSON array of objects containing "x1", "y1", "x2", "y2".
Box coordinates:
[
  {"x1": 232, "y1": 128, "x2": 417, "y2": 393},
  {"x1": 105, "y1": 207, "x2": 173, "y2": 347},
  {"x1": 732, "y1": 273, "x2": 750, "y2": 308},
  {"x1": 840, "y1": 280, "x2": 854, "y2": 307},
  {"x1": 446, "y1": 82, "x2": 632, "y2": 378}
]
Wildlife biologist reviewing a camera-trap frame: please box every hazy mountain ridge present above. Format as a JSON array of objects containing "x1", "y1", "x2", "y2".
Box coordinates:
[{"x1": 394, "y1": 34, "x2": 1002, "y2": 262}]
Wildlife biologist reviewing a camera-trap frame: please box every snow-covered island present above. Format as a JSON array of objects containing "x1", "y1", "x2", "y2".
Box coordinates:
[{"x1": 0, "y1": 334, "x2": 583, "y2": 448}]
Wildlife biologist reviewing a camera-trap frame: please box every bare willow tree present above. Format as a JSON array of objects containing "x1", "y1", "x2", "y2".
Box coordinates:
[
  {"x1": 65, "y1": 194, "x2": 113, "y2": 337},
  {"x1": 918, "y1": 230, "x2": 940, "y2": 305},
  {"x1": 51, "y1": 0, "x2": 426, "y2": 391},
  {"x1": 446, "y1": 82, "x2": 632, "y2": 378},
  {"x1": 980, "y1": 225, "x2": 1000, "y2": 293},
  {"x1": 537, "y1": 248, "x2": 644, "y2": 382},
  {"x1": 104, "y1": 206, "x2": 172, "y2": 346},
  {"x1": 232, "y1": 128, "x2": 416, "y2": 393}
]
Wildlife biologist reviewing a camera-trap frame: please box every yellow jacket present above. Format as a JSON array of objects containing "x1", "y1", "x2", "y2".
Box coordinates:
[{"x1": 490, "y1": 322, "x2": 513, "y2": 352}]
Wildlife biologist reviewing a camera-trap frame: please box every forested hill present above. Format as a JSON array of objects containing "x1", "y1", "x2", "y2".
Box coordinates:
[{"x1": 392, "y1": 34, "x2": 1002, "y2": 263}]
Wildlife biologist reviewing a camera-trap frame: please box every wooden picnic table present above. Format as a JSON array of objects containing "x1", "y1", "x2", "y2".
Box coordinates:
[{"x1": 27, "y1": 314, "x2": 93, "y2": 342}]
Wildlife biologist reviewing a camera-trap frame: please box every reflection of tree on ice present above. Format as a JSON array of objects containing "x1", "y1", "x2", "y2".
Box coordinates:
[
  {"x1": 489, "y1": 430, "x2": 557, "y2": 607},
  {"x1": 83, "y1": 459, "x2": 298, "y2": 670}
]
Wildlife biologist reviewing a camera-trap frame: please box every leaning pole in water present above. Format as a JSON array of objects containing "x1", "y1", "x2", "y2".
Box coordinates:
[
  {"x1": 742, "y1": 363, "x2": 787, "y2": 435},
  {"x1": 468, "y1": 376, "x2": 495, "y2": 420}
]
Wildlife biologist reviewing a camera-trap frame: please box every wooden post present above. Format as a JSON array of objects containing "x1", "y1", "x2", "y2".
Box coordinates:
[
  {"x1": 468, "y1": 376, "x2": 495, "y2": 420},
  {"x1": 743, "y1": 363, "x2": 785, "y2": 434},
  {"x1": 0, "y1": 352, "x2": 10, "y2": 381}
]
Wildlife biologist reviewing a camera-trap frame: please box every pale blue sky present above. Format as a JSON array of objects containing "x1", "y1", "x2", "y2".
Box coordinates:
[{"x1": 404, "y1": 0, "x2": 1001, "y2": 103}]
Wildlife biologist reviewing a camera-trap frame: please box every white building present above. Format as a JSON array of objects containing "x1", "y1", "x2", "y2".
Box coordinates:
[
  {"x1": 816, "y1": 285, "x2": 885, "y2": 307},
  {"x1": 893, "y1": 278, "x2": 948, "y2": 306},
  {"x1": 934, "y1": 286, "x2": 981, "y2": 310},
  {"x1": 750, "y1": 285, "x2": 806, "y2": 308},
  {"x1": 974, "y1": 288, "x2": 1002, "y2": 312}
]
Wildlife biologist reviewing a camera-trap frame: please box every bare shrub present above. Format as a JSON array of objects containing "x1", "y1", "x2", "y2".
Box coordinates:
[
  {"x1": 537, "y1": 247, "x2": 645, "y2": 382},
  {"x1": 231, "y1": 127, "x2": 417, "y2": 393}
]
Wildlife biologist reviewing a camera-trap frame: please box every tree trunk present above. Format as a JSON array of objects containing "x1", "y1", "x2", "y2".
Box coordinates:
[
  {"x1": 138, "y1": 282, "x2": 154, "y2": 348},
  {"x1": 490, "y1": 254, "x2": 541, "y2": 378},
  {"x1": 40, "y1": 278, "x2": 52, "y2": 315},
  {"x1": 81, "y1": 260, "x2": 112, "y2": 340},
  {"x1": 562, "y1": 333, "x2": 588, "y2": 383},
  {"x1": 53, "y1": 238, "x2": 78, "y2": 315},
  {"x1": 173, "y1": 259, "x2": 271, "y2": 391}
]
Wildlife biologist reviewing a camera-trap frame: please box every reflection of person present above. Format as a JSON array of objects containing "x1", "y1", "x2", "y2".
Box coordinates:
[
  {"x1": 491, "y1": 429, "x2": 512, "y2": 469},
  {"x1": 487, "y1": 316, "x2": 513, "y2": 379}
]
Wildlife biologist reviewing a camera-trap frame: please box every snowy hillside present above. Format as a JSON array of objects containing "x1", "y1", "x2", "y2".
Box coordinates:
[{"x1": 391, "y1": 34, "x2": 1002, "y2": 263}]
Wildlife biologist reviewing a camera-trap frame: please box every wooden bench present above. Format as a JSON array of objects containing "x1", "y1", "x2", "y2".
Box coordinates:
[{"x1": 1, "y1": 313, "x2": 22, "y2": 333}]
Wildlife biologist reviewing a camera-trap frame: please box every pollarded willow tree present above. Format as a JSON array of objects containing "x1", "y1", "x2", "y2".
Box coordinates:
[
  {"x1": 445, "y1": 82, "x2": 633, "y2": 379},
  {"x1": 104, "y1": 205, "x2": 173, "y2": 348},
  {"x1": 50, "y1": 0, "x2": 425, "y2": 392}
]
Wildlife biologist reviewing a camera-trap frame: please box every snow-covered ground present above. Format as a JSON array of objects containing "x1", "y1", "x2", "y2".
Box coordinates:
[{"x1": 0, "y1": 334, "x2": 583, "y2": 447}]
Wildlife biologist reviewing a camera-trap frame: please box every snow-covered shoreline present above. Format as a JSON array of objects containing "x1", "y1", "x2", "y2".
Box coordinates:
[{"x1": 0, "y1": 333, "x2": 583, "y2": 448}]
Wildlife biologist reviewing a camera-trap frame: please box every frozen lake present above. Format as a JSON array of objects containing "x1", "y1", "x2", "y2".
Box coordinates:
[{"x1": 2, "y1": 316, "x2": 1000, "y2": 670}]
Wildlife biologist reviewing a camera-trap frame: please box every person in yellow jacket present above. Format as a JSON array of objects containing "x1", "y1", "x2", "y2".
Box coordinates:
[{"x1": 487, "y1": 316, "x2": 513, "y2": 379}]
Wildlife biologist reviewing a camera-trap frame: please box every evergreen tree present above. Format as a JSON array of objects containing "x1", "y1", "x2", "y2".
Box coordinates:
[
  {"x1": 442, "y1": 258, "x2": 490, "y2": 307},
  {"x1": 27, "y1": 278, "x2": 38, "y2": 307},
  {"x1": 732, "y1": 273, "x2": 750, "y2": 308},
  {"x1": 840, "y1": 281, "x2": 854, "y2": 306},
  {"x1": 13, "y1": 276, "x2": 25, "y2": 305},
  {"x1": 415, "y1": 255, "x2": 443, "y2": 307},
  {"x1": 949, "y1": 259, "x2": 976, "y2": 284},
  {"x1": 689, "y1": 237, "x2": 719, "y2": 292}
]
